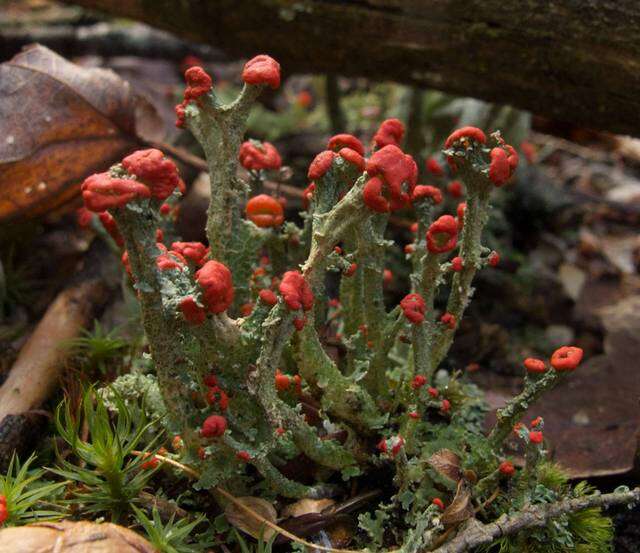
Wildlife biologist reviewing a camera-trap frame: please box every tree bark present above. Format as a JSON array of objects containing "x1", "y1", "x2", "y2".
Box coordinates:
[{"x1": 64, "y1": 0, "x2": 640, "y2": 136}]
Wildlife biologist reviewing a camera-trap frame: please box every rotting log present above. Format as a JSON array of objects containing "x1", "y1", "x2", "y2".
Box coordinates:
[{"x1": 64, "y1": 0, "x2": 640, "y2": 136}]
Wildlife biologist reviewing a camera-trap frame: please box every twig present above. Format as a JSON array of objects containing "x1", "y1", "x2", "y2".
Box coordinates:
[{"x1": 433, "y1": 487, "x2": 640, "y2": 553}]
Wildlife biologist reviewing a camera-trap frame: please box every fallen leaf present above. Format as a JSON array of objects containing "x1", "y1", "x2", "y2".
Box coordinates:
[
  {"x1": 281, "y1": 498, "x2": 335, "y2": 519},
  {"x1": 427, "y1": 449, "x2": 462, "y2": 482},
  {"x1": 224, "y1": 496, "x2": 277, "y2": 540},
  {"x1": 440, "y1": 480, "x2": 474, "y2": 527},
  {"x1": 0, "y1": 44, "x2": 163, "y2": 222}
]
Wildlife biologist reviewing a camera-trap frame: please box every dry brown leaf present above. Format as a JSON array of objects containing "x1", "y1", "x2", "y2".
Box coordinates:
[
  {"x1": 225, "y1": 496, "x2": 277, "y2": 540},
  {"x1": 427, "y1": 449, "x2": 462, "y2": 482},
  {"x1": 0, "y1": 519, "x2": 157, "y2": 552},
  {"x1": 0, "y1": 43, "x2": 163, "y2": 222},
  {"x1": 440, "y1": 480, "x2": 474, "y2": 527},
  {"x1": 281, "y1": 498, "x2": 335, "y2": 520}
]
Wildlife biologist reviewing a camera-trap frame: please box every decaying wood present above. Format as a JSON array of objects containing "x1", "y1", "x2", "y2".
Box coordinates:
[
  {"x1": 65, "y1": 0, "x2": 640, "y2": 137},
  {"x1": 0, "y1": 241, "x2": 114, "y2": 422}
]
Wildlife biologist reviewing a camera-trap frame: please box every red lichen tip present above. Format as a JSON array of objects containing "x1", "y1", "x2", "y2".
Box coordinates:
[
  {"x1": 275, "y1": 369, "x2": 291, "y2": 391},
  {"x1": 425, "y1": 157, "x2": 444, "y2": 177},
  {"x1": 200, "y1": 414, "x2": 227, "y2": 438},
  {"x1": 451, "y1": 256, "x2": 463, "y2": 272},
  {"x1": 400, "y1": 293, "x2": 426, "y2": 324},
  {"x1": 426, "y1": 215, "x2": 458, "y2": 254},
  {"x1": 529, "y1": 430, "x2": 544, "y2": 444},
  {"x1": 239, "y1": 141, "x2": 282, "y2": 171},
  {"x1": 98, "y1": 211, "x2": 124, "y2": 247},
  {"x1": 179, "y1": 296, "x2": 206, "y2": 325},
  {"x1": 81, "y1": 172, "x2": 151, "y2": 212},
  {"x1": 242, "y1": 54, "x2": 281, "y2": 89},
  {"x1": 440, "y1": 312, "x2": 456, "y2": 329},
  {"x1": 441, "y1": 399, "x2": 451, "y2": 412},
  {"x1": 195, "y1": 260, "x2": 234, "y2": 314},
  {"x1": 432, "y1": 498, "x2": 445, "y2": 510},
  {"x1": 344, "y1": 263, "x2": 358, "y2": 277},
  {"x1": 427, "y1": 387, "x2": 439, "y2": 398},
  {"x1": 246, "y1": 194, "x2": 285, "y2": 228},
  {"x1": 412, "y1": 185, "x2": 443, "y2": 205},
  {"x1": 122, "y1": 149, "x2": 180, "y2": 200},
  {"x1": 373, "y1": 118, "x2": 405, "y2": 149},
  {"x1": 524, "y1": 357, "x2": 546, "y2": 373},
  {"x1": 338, "y1": 147, "x2": 366, "y2": 172},
  {"x1": 411, "y1": 375, "x2": 427, "y2": 390},
  {"x1": 499, "y1": 461, "x2": 515, "y2": 476},
  {"x1": 444, "y1": 126, "x2": 487, "y2": 148},
  {"x1": 327, "y1": 133, "x2": 365, "y2": 156},
  {"x1": 259, "y1": 289, "x2": 278, "y2": 306},
  {"x1": 488, "y1": 251, "x2": 500, "y2": 267},
  {"x1": 184, "y1": 66, "x2": 213, "y2": 100},
  {"x1": 447, "y1": 180, "x2": 463, "y2": 198},
  {"x1": 171, "y1": 242, "x2": 209, "y2": 265},
  {"x1": 550, "y1": 346, "x2": 583, "y2": 371},
  {"x1": 308, "y1": 150, "x2": 337, "y2": 180},
  {"x1": 279, "y1": 271, "x2": 314, "y2": 312}
]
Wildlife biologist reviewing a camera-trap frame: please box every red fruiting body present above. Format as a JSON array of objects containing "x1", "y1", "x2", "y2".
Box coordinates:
[
  {"x1": 156, "y1": 250, "x2": 186, "y2": 271},
  {"x1": 432, "y1": 498, "x2": 445, "y2": 510},
  {"x1": 200, "y1": 415, "x2": 227, "y2": 438},
  {"x1": 297, "y1": 90, "x2": 313, "y2": 108},
  {"x1": 499, "y1": 461, "x2": 515, "y2": 476},
  {"x1": 425, "y1": 157, "x2": 444, "y2": 176},
  {"x1": 441, "y1": 399, "x2": 451, "y2": 412},
  {"x1": 400, "y1": 293, "x2": 426, "y2": 324},
  {"x1": 327, "y1": 134, "x2": 365, "y2": 156},
  {"x1": 259, "y1": 289, "x2": 278, "y2": 306},
  {"x1": 238, "y1": 141, "x2": 282, "y2": 171},
  {"x1": 0, "y1": 500, "x2": 7, "y2": 525},
  {"x1": 362, "y1": 177, "x2": 390, "y2": 213},
  {"x1": 410, "y1": 222, "x2": 418, "y2": 233},
  {"x1": 488, "y1": 251, "x2": 500, "y2": 267},
  {"x1": 412, "y1": 185, "x2": 443, "y2": 205},
  {"x1": 240, "y1": 303, "x2": 254, "y2": 316},
  {"x1": 489, "y1": 147, "x2": 511, "y2": 186},
  {"x1": 550, "y1": 346, "x2": 584, "y2": 371},
  {"x1": 76, "y1": 207, "x2": 93, "y2": 228},
  {"x1": 373, "y1": 118, "x2": 405, "y2": 149},
  {"x1": 302, "y1": 183, "x2": 315, "y2": 209},
  {"x1": 172, "y1": 435, "x2": 183, "y2": 451},
  {"x1": 444, "y1": 126, "x2": 487, "y2": 148},
  {"x1": 365, "y1": 145, "x2": 418, "y2": 211},
  {"x1": 236, "y1": 451, "x2": 251, "y2": 462},
  {"x1": 121, "y1": 251, "x2": 132, "y2": 277},
  {"x1": 308, "y1": 150, "x2": 336, "y2": 180},
  {"x1": 279, "y1": 271, "x2": 314, "y2": 311},
  {"x1": 242, "y1": 55, "x2": 281, "y2": 89},
  {"x1": 184, "y1": 66, "x2": 212, "y2": 100},
  {"x1": 409, "y1": 411, "x2": 420, "y2": 420},
  {"x1": 141, "y1": 452, "x2": 160, "y2": 470},
  {"x1": 122, "y1": 149, "x2": 180, "y2": 200},
  {"x1": 175, "y1": 100, "x2": 187, "y2": 128},
  {"x1": 428, "y1": 387, "x2": 439, "y2": 398},
  {"x1": 383, "y1": 269, "x2": 393, "y2": 286},
  {"x1": 391, "y1": 436, "x2": 405, "y2": 457},
  {"x1": 505, "y1": 144, "x2": 519, "y2": 171},
  {"x1": 293, "y1": 317, "x2": 306, "y2": 331},
  {"x1": 338, "y1": 147, "x2": 366, "y2": 171},
  {"x1": 276, "y1": 427, "x2": 286, "y2": 436},
  {"x1": 524, "y1": 357, "x2": 546, "y2": 373},
  {"x1": 520, "y1": 141, "x2": 536, "y2": 164},
  {"x1": 206, "y1": 387, "x2": 229, "y2": 410},
  {"x1": 531, "y1": 416, "x2": 543, "y2": 428},
  {"x1": 82, "y1": 172, "x2": 151, "y2": 212},
  {"x1": 345, "y1": 263, "x2": 357, "y2": 277},
  {"x1": 275, "y1": 370, "x2": 291, "y2": 392},
  {"x1": 404, "y1": 244, "x2": 415, "y2": 254},
  {"x1": 426, "y1": 215, "x2": 458, "y2": 254},
  {"x1": 195, "y1": 260, "x2": 234, "y2": 314},
  {"x1": 440, "y1": 312, "x2": 456, "y2": 329},
  {"x1": 245, "y1": 194, "x2": 285, "y2": 228},
  {"x1": 334, "y1": 246, "x2": 343, "y2": 254},
  {"x1": 156, "y1": 229, "x2": 164, "y2": 243},
  {"x1": 98, "y1": 211, "x2": 124, "y2": 247},
  {"x1": 198, "y1": 447, "x2": 207, "y2": 460},
  {"x1": 160, "y1": 203, "x2": 172, "y2": 215},
  {"x1": 377, "y1": 438, "x2": 388, "y2": 453},
  {"x1": 179, "y1": 296, "x2": 206, "y2": 325},
  {"x1": 513, "y1": 422, "x2": 524, "y2": 434},
  {"x1": 529, "y1": 430, "x2": 543, "y2": 444},
  {"x1": 447, "y1": 180, "x2": 463, "y2": 198},
  {"x1": 451, "y1": 256, "x2": 463, "y2": 272},
  {"x1": 171, "y1": 241, "x2": 209, "y2": 265},
  {"x1": 411, "y1": 375, "x2": 427, "y2": 389}
]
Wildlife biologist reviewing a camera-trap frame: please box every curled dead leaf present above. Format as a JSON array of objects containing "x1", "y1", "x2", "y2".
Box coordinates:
[
  {"x1": 281, "y1": 498, "x2": 335, "y2": 519},
  {"x1": 0, "y1": 44, "x2": 163, "y2": 223},
  {"x1": 224, "y1": 496, "x2": 277, "y2": 540},
  {"x1": 427, "y1": 449, "x2": 462, "y2": 482},
  {"x1": 440, "y1": 479, "x2": 474, "y2": 527},
  {"x1": 0, "y1": 519, "x2": 157, "y2": 552}
]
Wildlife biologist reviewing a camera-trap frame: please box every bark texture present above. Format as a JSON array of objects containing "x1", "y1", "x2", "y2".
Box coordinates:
[{"x1": 65, "y1": 0, "x2": 640, "y2": 136}]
